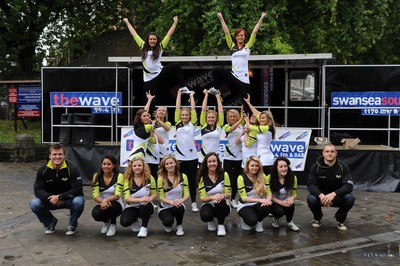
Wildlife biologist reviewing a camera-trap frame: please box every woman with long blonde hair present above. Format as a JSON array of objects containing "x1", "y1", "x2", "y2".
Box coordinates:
[
  {"x1": 237, "y1": 156, "x2": 272, "y2": 232},
  {"x1": 157, "y1": 155, "x2": 190, "y2": 236},
  {"x1": 117, "y1": 157, "x2": 157, "y2": 238}
]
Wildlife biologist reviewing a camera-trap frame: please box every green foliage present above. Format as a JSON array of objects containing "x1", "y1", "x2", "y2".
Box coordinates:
[
  {"x1": 1, "y1": 0, "x2": 400, "y2": 76},
  {"x1": 0, "y1": 119, "x2": 41, "y2": 144}
]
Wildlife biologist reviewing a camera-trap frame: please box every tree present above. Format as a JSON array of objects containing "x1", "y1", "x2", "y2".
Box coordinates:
[{"x1": 0, "y1": 0, "x2": 136, "y2": 75}]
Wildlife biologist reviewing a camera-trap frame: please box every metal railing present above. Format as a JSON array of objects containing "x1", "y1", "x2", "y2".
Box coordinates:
[{"x1": 328, "y1": 106, "x2": 400, "y2": 148}]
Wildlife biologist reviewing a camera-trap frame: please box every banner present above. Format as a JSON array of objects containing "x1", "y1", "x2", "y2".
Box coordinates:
[
  {"x1": 50, "y1": 92, "x2": 122, "y2": 114},
  {"x1": 332, "y1": 91, "x2": 400, "y2": 116},
  {"x1": 120, "y1": 127, "x2": 311, "y2": 170}
]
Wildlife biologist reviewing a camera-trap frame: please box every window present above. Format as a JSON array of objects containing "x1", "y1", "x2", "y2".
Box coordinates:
[{"x1": 290, "y1": 71, "x2": 315, "y2": 101}]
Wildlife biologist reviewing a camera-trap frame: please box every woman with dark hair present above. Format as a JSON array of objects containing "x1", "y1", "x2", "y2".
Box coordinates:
[
  {"x1": 127, "y1": 108, "x2": 154, "y2": 161},
  {"x1": 117, "y1": 157, "x2": 157, "y2": 238},
  {"x1": 175, "y1": 90, "x2": 199, "y2": 212},
  {"x1": 197, "y1": 152, "x2": 231, "y2": 236},
  {"x1": 267, "y1": 157, "x2": 299, "y2": 231},
  {"x1": 210, "y1": 12, "x2": 266, "y2": 113},
  {"x1": 91, "y1": 155, "x2": 124, "y2": 237},
  {"x1": 237, "y1": 156, "x2": 272, "y2": 232},
  {"x1": 244, "y1": 94, "x2": 276, "y2": 175},
  {"x1": 157, "y1": 154, "x2": 189, "y2": 236},
  {"x1": 123, "y1": 16, "x2": 191, "y2": 113}
]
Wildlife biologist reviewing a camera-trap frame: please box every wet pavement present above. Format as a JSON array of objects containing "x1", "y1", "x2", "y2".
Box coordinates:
[{"x1": 0, "y1": 161, "x2": 399, "y2": 265}]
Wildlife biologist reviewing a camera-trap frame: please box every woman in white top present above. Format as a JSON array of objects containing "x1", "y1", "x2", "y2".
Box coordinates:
[
  {"x1": 237, "y1": 156, "x2": 272, "y2": 232},
  {"x1": 222, "y1": 109, "x2": 243, "y2": 208},
  {"x1": 157, "y1": 155, "x2": 190, "y2": 236},
  {"x1": 91, "y1": 155, "x2": 124, "y2": 237},
  {"x1": 123, "y1": 16, "x2": 191, "y2": 113},
  {"x1": 198, "y1": 89, "x2": 224, "y2": 163},
  {"x1": 174, "y1": 90, "x2": 199, "y2": 212},
  {"x1": 244, "y1": 94, "x2": 276, "y2": 175}
]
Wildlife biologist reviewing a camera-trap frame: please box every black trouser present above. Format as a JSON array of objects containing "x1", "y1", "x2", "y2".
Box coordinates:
[
  {"x1": 120, "y1": 204, "x2": 154, "y2": 228},
  {"x1": 307, "y1": 193, "x2": 355, "y2": 223},
  {"x1": 179, "y1": 159, "x2": 198, "y2": 203},
  {"x1": 145, "y1": 62, "x2": 185, "y2": 114},
  {"x1": 91, "y1": 201, "x2": 122, "y2": 224},
  {"x1": 212, "y1": 68, "x2": 251, "y2": 114},
  {"x1": 158, "y1": 206, "x2": 185, "y2": 227},
  {"x1": 238, "y1": 203, "x2": 271, "y2": 226},
  {"x1": 199, "y1": 201, "x2": 230, "y2": 225},
  {"x1": 271, "y1": 203, "x2": 295, "y2": 222},
  {"x1": 223, "y1": 159, "x2": 242, "y2": 199}
]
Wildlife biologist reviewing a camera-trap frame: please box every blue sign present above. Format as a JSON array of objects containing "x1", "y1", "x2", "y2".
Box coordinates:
[
  {"x1": 18, "y1": 85, "x2": 41, "y2": 103},
  {"x1": 332, "y1": 92, "x2": 400, "y2": 116},
  {"x1": 50, "y1": 92, "x2": 122, "y2": 114}
]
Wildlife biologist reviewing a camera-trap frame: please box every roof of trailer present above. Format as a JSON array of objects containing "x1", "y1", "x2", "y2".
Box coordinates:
[{"x1": 109, "y1": 53, "x2": 333, "y2": 69}]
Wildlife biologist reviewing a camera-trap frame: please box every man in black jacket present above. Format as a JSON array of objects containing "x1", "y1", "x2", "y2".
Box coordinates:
[
  {"x1": 29, "y1": 144, "x2": 85, "y2": 235},
  {"x1": 307, "y1": 143, "x2": 355, "y2": 230}
]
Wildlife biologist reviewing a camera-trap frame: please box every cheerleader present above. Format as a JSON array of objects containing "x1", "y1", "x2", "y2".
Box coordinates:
[
  {"x1": 174, "y1": 90, "x2": 199, "y2": 212},
  {"x1": 198, "y1": 89, "x2": 224, "y2": 163},
  {"x1": 197, "y1": 152, "x2": 231, "y2": 236},
  {"x1": 118, "y1": 157, "x2": 157, "y2": 238},
  {"x1": 237, "y1": 156, "x2": 272, "y2": 232},
  {"x1": 157, "y1": 155, "x2": 190, "y2": 236},
  {"x1": 222, "y1": 109, "x2": 244, "y2": 208},
  {"x1": 91, "y1": 155, "x2": 124, "y2": 236}
]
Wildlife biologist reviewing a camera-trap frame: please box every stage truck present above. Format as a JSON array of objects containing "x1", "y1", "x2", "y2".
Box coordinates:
[{"x1": 41, "y1": 55, "x2": 400, "y2": 191}]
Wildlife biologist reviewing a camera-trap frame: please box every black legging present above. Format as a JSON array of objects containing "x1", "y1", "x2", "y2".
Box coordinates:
[
  {"x1": 145, "y1": 62, "x2": 185, "y2": 114},
  {"x1": 158, "y1": 206, "x2": 185, "y2": 227},
  {"x1": 179, "y1": 159, "x2": 198, "y2": 203},
  {"x1": 238, "y1": 203, "x2": 271, "y2": 226},
  {"x1": 271, "y1": 203, "x2": 295, "y2": 222},
  {"x1": 212, "y1": 68, "x2": 251, "y2": 114},
  {"x1": 223, "y1": 159, "x2": 242, "y2": 200},
  {"x1": 91, "y1": 201, "x2": 122, "y2": 224},
  {"x1": 199, "y1": 201, "x2": 230, "y2": 225},
  {"x1": 120, "y1": 204, "x2": 154, "y2": 228}
]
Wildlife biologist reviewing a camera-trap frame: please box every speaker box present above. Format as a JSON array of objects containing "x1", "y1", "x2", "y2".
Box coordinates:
[
  {"x1": 71, "y1": 113, "x2": 95, "y2": 145},
  {"x1": 59, "y1": 114, "x2": 72, "y2": 144}
]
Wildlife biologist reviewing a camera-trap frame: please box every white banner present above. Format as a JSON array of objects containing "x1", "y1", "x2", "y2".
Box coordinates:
[{"x1": 120, "y1": 127, "x2": 311, "y2": 171}]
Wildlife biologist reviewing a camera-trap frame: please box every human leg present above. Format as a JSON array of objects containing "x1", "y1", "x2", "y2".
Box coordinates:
[
  {"x1": 63, "y1": 195, "x2": 85, "y2": 228},
  {"x1": 158, "y1": 208, "x2": 175, "y2": 228},
  {"x1": 333, "y1": 193, "x2": 355, "y2": 223},
  {"x1": 139, "y1": 203, "x2": 155, "y2": 228},
  {"x1": 307, "y1": 193, "x2": 323, "y2": 221},
  {"x1": 213, "y1": 201, "x2": 230, "y2": 225},
  {"x1": 120, "y1": 207, "x2": 140, "y2": 227},
  {"x1": 238, "y1": 205, "x2": 259, "y2": 226},
  {"x1": 29, "y1": 198, "x2": 56, "y2": 228}
]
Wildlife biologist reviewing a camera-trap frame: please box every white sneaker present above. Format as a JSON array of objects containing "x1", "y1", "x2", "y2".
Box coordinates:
[
  {"x1": 179, "y1": 87, "x2": 191, "y2": 94},
  {"x1": 137, "y1": 227, "x2": 148, "y2": 238},
  {"x1": 217, "y1": 225, "x2": 226, "y2": 236},
  {"x1": 337, "y1": 222, "x2": 347, "y2": 231},
  {"x1": 207, "y1": 221, "x2": 216, "y2": 231},
  {"x1": 287, "y1": 221, "x2": 300, "y2": 232},
  {"x1": 101, "y1": 222, "x2": 110, "y2": 234},
  {"x1": 132, "y1": 219, "x2": 141, "y2": 232},
  {"x1": 272, "y1": 217, "x2": 280, "y2": 228},
  {"x1": 240, "y1": 218, "x2": 251, "y2": 231},
  {"x1": 106, "y1": 224, "x2": 117, "y2": 236},
  {"x1": 176, "y1": 225, "x2": 184, "y2": 236},
  {"x1": 191, "y1": 202, "x2": 199, "y2": 212},
  {"x1": 255, "y1": 221, "x2": 264, "y2": 232},
  {"x1": 208, "y1": 87, "x2": 220, "y2": 95},
  {"x1": 230, "y1": 199, "x2": 237, "y2": 209},
  {"x1": 164, "y1": 227, "x2": 172, "y2": 233}
]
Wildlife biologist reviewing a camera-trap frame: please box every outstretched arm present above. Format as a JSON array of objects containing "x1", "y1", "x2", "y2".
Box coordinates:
[
  {"x1": 243, "y1": 94, "x2": 260, "y2": 116},
  {"x1": 252, "y1": 12, "x2": 266, "y2": 35},
  {"x1": 144, "y1": 91, "x2": 155, "y2": 112},
  {"x1": 176, "y1": 90, "x2": 182, "y2": 109},
  {"x1": 201, "y1": 89, "x2": 209, "y2": 112},
  {"x1": 123, "y1": 18, "x2": 138, "y2": 37},
  {"x1": 216, "y1": 91, "x2": 224, "y2": 114},
  {"x1": 217, "y1": 12, "x2": 230, "y2": 35},
  {"x1": 166, "y1": 16, "x2": 179, "y2": 37},
  {"x1": 189, "y1": 91, "x2": 196, "y2": 111}
]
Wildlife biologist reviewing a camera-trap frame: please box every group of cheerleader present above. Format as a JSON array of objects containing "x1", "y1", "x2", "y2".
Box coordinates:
[
  {"x1": 91, "y1": 153, "x2": 299, "y2": 237},
  {"x1": 89, "y1": 11, "x2": 299, "y2": 237}
]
